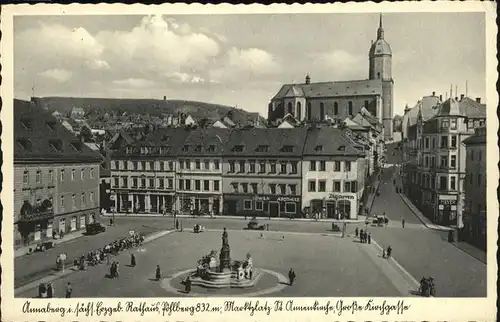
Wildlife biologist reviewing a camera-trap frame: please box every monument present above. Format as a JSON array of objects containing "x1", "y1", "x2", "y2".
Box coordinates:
[{"x1": 188, "y1": 228, "x2": 261, "y2": 289}]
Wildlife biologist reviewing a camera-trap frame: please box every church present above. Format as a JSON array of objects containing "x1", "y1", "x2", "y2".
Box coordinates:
[{"x1": 268, "y1": 15, "x2": 394, "y2": 140}]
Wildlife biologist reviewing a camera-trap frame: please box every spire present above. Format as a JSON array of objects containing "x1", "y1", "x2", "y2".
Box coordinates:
[
  {"x1": 305, "y1": 74, "x2": 311, "y2": 84},
  {"x1": 377, "y1": 13, "x2": 384, "y2": 39}
]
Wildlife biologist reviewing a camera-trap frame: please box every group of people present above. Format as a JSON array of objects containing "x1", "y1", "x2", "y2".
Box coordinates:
[
  {"x1": 109, "y1": 261, "x2": 120, "y2": 278},
  {"x1": 419, "y1": 276, "x2": 436, "y2": 297},
  {"x1": 355, "y1": 228, "x2": 371, "y2": 244},
  {"x1": 37, "y1": 282, "x2": 72, "y2": 298},
  {"x1": 382, "y1": 246, "x2": 393, "y2": 259},
  {"x1": 193, "y1": 224, "x2": 205, "y2": 233}
]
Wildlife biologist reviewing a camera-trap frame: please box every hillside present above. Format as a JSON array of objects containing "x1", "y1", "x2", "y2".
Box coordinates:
[{"x1": 34, "y1": 97, "x2": 265, "y2": 125}]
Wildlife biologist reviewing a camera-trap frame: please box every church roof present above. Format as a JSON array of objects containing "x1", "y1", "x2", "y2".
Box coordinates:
[
  {"x1": 272, "y1": 79, "x2": 383, "y2": 100},
  {"x1": 369, "y1": 39, "x2": 392, "y2": 57}
]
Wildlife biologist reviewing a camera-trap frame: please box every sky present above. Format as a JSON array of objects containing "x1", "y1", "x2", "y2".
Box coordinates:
[{"x1": 14, "y1": 13, "x2": 486, "y2": 117}]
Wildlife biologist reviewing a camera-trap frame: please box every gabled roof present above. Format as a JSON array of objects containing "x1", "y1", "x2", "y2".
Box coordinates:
[
  {"x1": 303, "y1": 127, "x2": 364, "y2": 156},
  {"x1": 272, "y1": 79, "x2": 383, "y2": 100},
  {"x1": 14, "y1": 99, "x2": 102, "y2": 163},
  {"x1": 403, "y1": 95, "x2": 440, "y2": 127},
  {"x1": 177, "y1": 128, "x2": 231, "y2": 156},
  {"x1": 343, "y1": 117, "x2": 367, "y2": 131},
  {"x1": 225, "y1": 128, "x2": 308, "y2": 157},
  {"x1": 351, "y1": 113, "x2": 373, "y2": 129},
  {"x1": 110, "y1": 131, "x2": 134, "y2": 145}
]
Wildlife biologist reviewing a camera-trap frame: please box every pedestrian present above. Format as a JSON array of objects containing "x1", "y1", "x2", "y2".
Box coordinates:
[
  {"x1": 156, "y1": 265, "x2": 161, "y2": 281},
  {"x1": 115, "y1": 262, "x2": 120, "y2": 277},
  {"x1": 402, "y1": 219, "x2": 405, "y2": 228},
  {"x1": 288, "y1": 268, "x2": 296, "y2": 286},
  {"x1": 175, "y1": 219, "x2": 179, "y2": 230},
  {"x1": 130, "y1": 253, "x2": 136, "y2": 267},
  {"x1": 107, "y1": 253, "x2": 111, "y2": 266},
  {"x1": 47, "y1": 282, "x2": 53, "y2": 298},
  {"x1": 382, "y1": 248, "x2": 386, "y2": 259},
  {"x1": 387, "y1": 246, "x2": 392, "y2": 258},
  {"x1": 355, "y1": 227, "x2": 359, "y2": 237},
  {"x1": 367, "y1": 233, "x2": 371, "y2": 244},
  {"x1": 360, "y1": 229, "x2": 364, "y2": 242},
  {"x1": 65, "y1": 282, "x2": 72, "y2": 298},
  {"x1": 184, "y1": 276, "x2": 192, "y2": 293}
]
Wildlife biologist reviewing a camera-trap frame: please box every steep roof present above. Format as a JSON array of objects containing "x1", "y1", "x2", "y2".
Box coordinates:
[
  {"x1": 177, "y1": 128, "x2": 231, "y2": 157},
  {"x1": 303, "y1": 127, "x2": 364, "y2": 157},
  {"x1": 462, "y1": 127, "x2": 486, "y2": 145},
  {"x1": 430, "y1": 97, "x2": 487, "y2": 119},
  {"x1": 110, "y1": 131, "x2": 134, "y2": 145},
  {"x1": 402, "y1": 95, "x2": 440, "y2": 127},
  {"x1": 272, "y1": 79, "x2": 383, "y2": 100},
  {"x1": 14, "y1": 99, "x2": 102, "y2": 163},
  {"x1": 225, "y1": 128, "x2": 308, "y2": 157},
  {"x1": 343, "y1": 117, "x2": 367, "y2": 131}
]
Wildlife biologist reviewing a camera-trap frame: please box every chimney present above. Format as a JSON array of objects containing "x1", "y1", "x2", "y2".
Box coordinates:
[
  {"x1": 460, "y1": 94, "x2": 464, "y2": 100},
  {"x1": 432, "y1": 91, "x2": 436, "y2": 96},
  {"x1": 163, "y1": 96, "x2": 166, "y2": 101},
  {"x1": 476, "y1": 97, "x2": 481, "y2": 103},
  {"x1": 439, "y1": 94, "x2": 443, "y2": 101},
  {"x1": 305, "y1": 74, "x2": 311, "y2": 84}
]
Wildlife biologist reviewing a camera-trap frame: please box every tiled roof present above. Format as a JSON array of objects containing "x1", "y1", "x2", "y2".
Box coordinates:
[
  {"x1": 110, "y1": 131, "x2": 134, "y2": 145},
  {"x1": 429, "y1": 97, "x2": 486, "y2": 119},
  {"x1": 303, "y1": 127, "x2": 364, "y2": 156},
  {"x1": 225, "y1": 128, "x2": 308, "y2": 157},
  {"x1": 462, "y1": 128, "x2": 486, "y2": 145},
  {"x1": 343, "y1": 117, "x2": 367, "y2": 131},
  {"x1": 402, "y1": 96, "x2": 440, "y2": 127},
  {"x1": 272, "y1": 79, "x2": 383, "y2": 100},
  {"x1": 177, "y1": 128, "x2": 231, "y2": 156},
  {"x1": 14, "y1": 99, "x2": 102, "y2": 163},
  {"x1": 369, "y1": 38, "x2": 392, "y2": 56}
]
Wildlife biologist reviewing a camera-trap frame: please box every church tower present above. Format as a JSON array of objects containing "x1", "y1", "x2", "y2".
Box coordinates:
[{"x1": 369, "y1": 14, "x2": 394, "y2": 140}]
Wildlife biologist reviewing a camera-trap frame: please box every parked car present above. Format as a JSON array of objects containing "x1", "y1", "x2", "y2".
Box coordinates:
[
  {"x1": 86, "y1": 222, "x2": 106, "y2": 235},
  {"x1": 34, "y1": 241, "x2": 55, "y2": 252},
  {"x1": 247, "y1": 217, "x2": 266, "y2": 230}
]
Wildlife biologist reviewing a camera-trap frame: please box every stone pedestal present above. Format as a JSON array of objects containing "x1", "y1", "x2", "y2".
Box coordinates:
[
  {"x1": 219, "y1": 246, "x2": 231, "y2": 272},
  {"x1": 237, "y1": 266, "x2": 244, "y2": 281}
]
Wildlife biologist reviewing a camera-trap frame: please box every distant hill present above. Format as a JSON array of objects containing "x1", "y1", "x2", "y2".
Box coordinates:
[{"x1": 33, "y1": 97, "x2": 265, "y2": 125}]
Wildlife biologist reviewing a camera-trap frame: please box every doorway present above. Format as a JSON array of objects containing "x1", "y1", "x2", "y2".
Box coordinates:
[
  {"x1": 80, "y1": 215, "x2": 86, "y2": 229},
  {"x1": 326, "y1": 202, "x2": 336, "y2": 218},
  {"x1": 46, "y1": 223, "x2": 53, "y2": 238},
  {"x1": 58, "y1": 218, "x2": 66, "y2": 234},
  {"x1": 70, "y1": 217, "x2": 77, "y2": 231},
  {"x1": 269, "y1": 202, "x2": 279, "y2": 218}
]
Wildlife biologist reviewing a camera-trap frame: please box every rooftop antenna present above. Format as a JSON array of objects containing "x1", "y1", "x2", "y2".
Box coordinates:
[
  {"x1": 450, "y1": 84, "x2": 453, "y2": 99},
  {"x1": 455, "y1": 85, "x2": 458, "y2": 98},
  {"x1": 31, "y1": 82, "x2": 35, "y2": 98}
]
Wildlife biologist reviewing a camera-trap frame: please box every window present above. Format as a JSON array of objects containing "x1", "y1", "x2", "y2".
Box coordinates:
[
  {"x1": 160, "y1": 162, "x2": 165, "y2": 171},
  {"x1": 239, "y1": 161, "x2": 245, "y2": 173},
  {"x1": 195, "y1": 160, "x2": 201, "y2": 170},
  {"x1": 432, "y1": 138, "x2": 436, "y2": 149},
  {"x1": 318, "y1": 180, "x2": 326, "y2": 192},
  {"x1": 229, "y1": 161, "x2": 235, "y2": 173},
  {"x1": 168, "y1": 161, "x2": 174, "y2": 170},
  {"x1": 307, "y1": 102, "x2": 312, "y2": 121},
  {"x1": 344, "y1": 161, "x2": 351, "y2": 172},
  {"x1": 231, "y1": 183, "x2": 238, "y2": 193},
  {"x1": 441, "y1": 119, "x2": 449, "y2": 129},
  {"x1": 213, "y1": 180, "x2": 220, "y2": 191},
  {"x1": 310, "y1": 161, "x2": 317, "y2": 171},
  {"x1": 280, "y1": 162, "x2": 287, "y2": 173},
  {"x1": 23, "y1": 171, "x2": 29, "y2": 184},
  {"x1": 450, "y1": 176, "x2": 456, "y2": 190},
  {"x1": 204, "y1": 160, "x2": 210, "y2": 170},
  {"x1": 270, "y1": 184, "x2": 276, "y2": 195},
  {"x1": 81, "y1": 193, "x2": 86, "y2": 206},
  {"x1": 195, "y1": 180, "x2": 201, "y2": 191},
  {"x1": 320, "y1": 102, "x2": 325, "y2": 121},
  {"x1": 71, "y1": 169, "x2": 76, "y2": 181},
  {"x1": 256, "y1": 145, "x2": 269, "y2": 152},
  {"x1": 277, "y1": 184, "x2": 285, "y2": 195},
  {"x1": 179, "y1": 179, "x2": 184, "y2": 190},
  {"x1": 36, "y1": 170, "x2": 41, "y2": 184},
  {"x1": 308, "y1": 180, "x2": 316, "y2": 192},
  {"x1": 185, "y1": 160, "x2": 191, "y2": 170},
  {"x1": 296, "y1": 102, "x2": 302, "y2": 120},
  {"x1": 167, "y1": 178, "x2": 173, "y2": 189},
  {"x1": 450, "y1": 136, "x2": 457, "y2": 148},
  {"x1": 48, "y1": 170, "x2": 53, "y2": 183},
  {"x1": 214, "y1": 160, "x2": 220, "y2": 170},
  {"x1": 182, "y1": 145, "x2": 189, "y2": 152},
  {"x1": 425, "y1": 138, "x2": 430, "y2": 149},
  {"x1": 244, "y1": 200, "x2": 253, "y2": 210},
  {"x1": 179, "y1": 159, "x2": 185, "y2": 170},
  {"x1": 439, "y1": 177, "x2": 447, "y2": 190},
  {"x1": 344, "y1": 181, "x2": 351, "y2": 193},
  {"x1": 364, "y1": 100, "x2": 369, "y2": 108},
  {"x1": 203, "y1": 180, "x2": 209, "y2": 191},
  {"x1": 141, "y1": 178, "x2": 146, "y2": 188},
  {"x1": 281, "y1": 145, "x2": 294, "y2": 153},
  {"x1": 81, "y1": 169, "x2": 85, "y2": 180},
  {"x1": 450, "y1": 155, "x2": 457, "y2": 169},
  {"x1": 194, "y1": 145, "x2": 202, "y2": 152},
  {"x1": 289, "y1": 184, "x2": 297, "y2": 195},
  {"x1": 114, "y1": 177, "x2": 119, "y2": 187},
  {"x1": 259, "y1": 161, "x2": 266, "y2": 173},
  {"x1": 450, "y1": 118, "x2": 457, "y2": 129},
  {"x1": 348, "y1": 101, "x2": 353, "y2": 115},
  {"x1": 425, "y1": 156, "x2": 429, "y2": 167},
  {"x1": 122, "y1": 177, "x2": 128, "y2": 187},
  {"x1": 333, "y1": 161, "x2": 341, "y2": 171},
  {"x1": 287, "y1": 102, "x2": 293, "y2": 115},
  {"x1": 60, "y1": 169, "x2": 65, "y2": 182},
  {"x1": 251, "y1": 183, "x2": 258, "y2": 194},
  {"x1": 90, "y1": 168, "x2": 95, "y2": 179},
  {"x1": 207, "y1": 145, "x2": 216, "y2": 152},
  {"x1": 291, "y1": 161, "x2": 298, "y2": 174},
  {"x1": 285, "y1": 203, "x2": 296, "y2": 213},
  {"x1": 440, "y1": 136, "x2": 448, "y2": 148},
  {"x1": 241, "y1": 183, "x2": 248, "y2": 193},
  {"x1": 60, "y1": 196, "x2": 65, "y2": 209},
  {"x1": 255, "y1": 200, "x2": 263, "y2": 211},
  {"x1": 319, "y1": 161, "x2": 326, "y2": 171},
  {"x1": 149, "y1": 178, "x2": 154, "y2": 188},
  {"x1": 334, "y1": 102, "x2": 339, "y2": 115},
  {"x1": 72, "y1": 194, "x2": 76, "y2": 208},
  {"x1": 270, "y1": 161, "x2": 277, "y2": 173},
  {"x1": 185, "y1": 180, "x2": 191, "y2": 191},
  {"x1": 440, "y1": 156, "x2": 448, "y2": 168},
  {"x1": 132, "y1": 178, "x2": 138, "y2": 188},
  {"x1": 233, "y1": 145, "x2": 245, "y2": 152},
  {"x1": 249, "y1": 160, "x2": 256, "y2": 173},
  {"x1": 333, "y1": 181, "x2": 341, "y2": 192},
  {"x1": 149, "y1": 161, "x2": 154, "y2": 171}
]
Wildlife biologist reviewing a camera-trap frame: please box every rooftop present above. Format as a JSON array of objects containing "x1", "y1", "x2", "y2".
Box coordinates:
[{"x1": 303, "y1": 127, "x2": 365, "y2": 157}]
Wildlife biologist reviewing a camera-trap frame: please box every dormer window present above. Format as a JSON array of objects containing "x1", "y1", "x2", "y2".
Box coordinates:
[
  {"x1": 17, "y1": 138, "x2": 32, "y2": 151},
  {"x1": 49, "y1": 139, "x2": 63, "y2": 152},
  {"x1": 20, "y1": 116, "x2": 33, "y2": 130},
  {"x1": 194, "y1": 145, "x2": 202, "y2": 152},
  {"x1": 47, "y1": 120, "x2": 56, "y2": 131},
  {"x1": 338, "y1": 145, "x2": 346, "y2": 152},
  {"x1": 126, "y1": 147, "x2": 132, "y2": 154},
  {"x1": 314, "y1": 145, "x2": 323, "y2": 152},
  {"x1": 232, "y1": 145, "x2": 244, "y2": 152},
  {"x1": 70, "y1": 141, "x2": 82, "y2": 152},
  {"x1": 182, "y1": 145, "x2": 189, "y2": 152},
  {"x1": 255, "y1": 145, "x2": 269, "y2": 152},
  {"x1": 207, "y1": 145, "x2": 216, "y2": 152},
  {"x1": 281, "y1": 145, "x2": 294, "y2": 153}
]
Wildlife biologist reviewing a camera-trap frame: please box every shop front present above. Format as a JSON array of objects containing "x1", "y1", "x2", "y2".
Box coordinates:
[
  {"x1": 307, "y1": 193, "x2": 358, "y2": 220},
  {"x1": 223, "y1": 194, "x2": 301, "y2": 218},
  {"x1": 176, "y1": 193, "x2": 223, "y2": 215},
  {"x1": 436, "y1": 195, "x2": 457, "y2": 225},
  {"x1": 16, "y1": 200, "x2": 55, "y2": 247}
]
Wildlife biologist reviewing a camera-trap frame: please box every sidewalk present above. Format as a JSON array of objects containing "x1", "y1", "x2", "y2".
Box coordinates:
[
  {"x1": 14, "y1": 229, "x2": 175, "y2": 295},
  {"x1": 15, "y1": 230, "x2": 86, "y2": 258}
]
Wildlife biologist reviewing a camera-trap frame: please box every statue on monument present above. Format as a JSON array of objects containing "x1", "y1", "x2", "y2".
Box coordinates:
[{"x1": 222, "y1": 227, "x2": 228, "y2": 246}]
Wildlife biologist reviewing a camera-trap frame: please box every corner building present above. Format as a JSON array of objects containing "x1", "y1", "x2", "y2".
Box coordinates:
[
  {"x1": 222, "y1": 128, "x2": 308, "y2": 218},
  {"x1": 268, "y1": 15, "x2": 394, "y2": 140},
  {"x1": 14, "y1": 99, "x2": 102, "y2": 248}
]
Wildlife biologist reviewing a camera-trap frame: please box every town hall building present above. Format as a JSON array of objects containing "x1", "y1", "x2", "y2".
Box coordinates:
[{"x1": 268, "y1": 15, "x2": 394, "y2": 140}]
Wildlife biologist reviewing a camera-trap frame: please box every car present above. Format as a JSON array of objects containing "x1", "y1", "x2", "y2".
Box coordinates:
[
  {"x1": 85, "y1": 222, "x2": 106, "y2": 235},
  {"x1": 34, "y1": 241, "x2": 55, "y2": 252},
  {"x1": 246, "y1": 217, "x2": 266, "y2": 230}
]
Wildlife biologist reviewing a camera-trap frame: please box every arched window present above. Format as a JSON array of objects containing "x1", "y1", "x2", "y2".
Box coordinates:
[
  {"x1": 307, "y1": 102, "x2": 312, "y2": 121},
  {"x1": 333, "y1": 102, "x2": 338, "y2": 115},
  {"x1": 296, "y1": 102, "x2": 302, "y2": 121},
  {"x1": 320, "y1": 102, "x2": 325, "y2": 121},
  {"x1": 348, "y1": 101, "x2": 353, "y2": 116},
  {"x1": 287, "y1": 102, "x2": 293, "y2": 116},
  {"x1": 377, "y1": 72, "x2": 381, "y2": 79}
]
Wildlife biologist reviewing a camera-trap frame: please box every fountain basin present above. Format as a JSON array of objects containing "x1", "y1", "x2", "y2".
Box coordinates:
[{"x1": 189, "y1": 269, "x2": 262, "y2": 289}]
